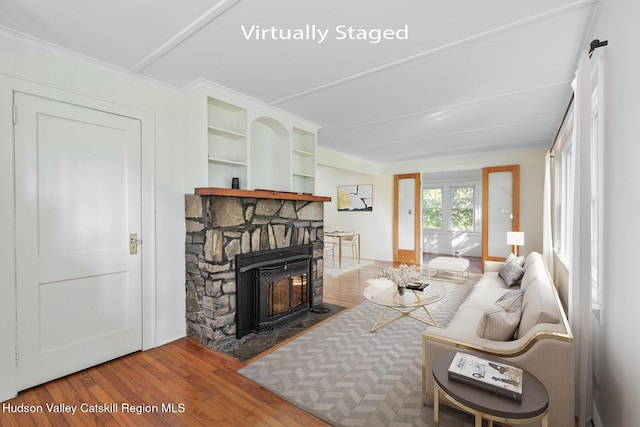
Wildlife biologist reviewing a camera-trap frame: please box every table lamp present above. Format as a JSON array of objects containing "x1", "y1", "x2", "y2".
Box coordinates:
[{"x1": 507, "y1": 231, "x2": 525, "y2": 256}]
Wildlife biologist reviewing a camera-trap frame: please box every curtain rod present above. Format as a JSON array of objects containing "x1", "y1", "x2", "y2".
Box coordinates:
[{"x1": 548, "y1": 39, "x2": 609, "y2": 155}]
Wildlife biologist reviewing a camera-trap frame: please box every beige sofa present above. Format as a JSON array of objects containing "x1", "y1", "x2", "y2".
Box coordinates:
[{"x1": 422, "y1": 251, "x2": 574, "y2": 427}]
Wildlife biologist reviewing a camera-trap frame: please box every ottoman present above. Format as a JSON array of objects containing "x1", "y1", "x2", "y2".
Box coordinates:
[{"x1": 428, "y1": 256, "x2": 469, "y2": 283}]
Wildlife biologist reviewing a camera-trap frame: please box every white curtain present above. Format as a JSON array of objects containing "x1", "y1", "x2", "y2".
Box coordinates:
[
  {"x1": 542, "y1": 151, "x2": 554, "y2": 276},
  {"x1": 568, "y1": 51, "x2": 593, "y2": 427}
]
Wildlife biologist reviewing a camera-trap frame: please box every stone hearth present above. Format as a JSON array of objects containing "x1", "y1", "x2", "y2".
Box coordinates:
[{"x1": 184, "y1": 190, "x2": 327, "y2": 350}]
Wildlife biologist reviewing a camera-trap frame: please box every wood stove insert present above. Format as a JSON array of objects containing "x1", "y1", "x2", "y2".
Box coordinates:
[{"x1": 236, "y1": 244, "x2": 313, "y2": 339}]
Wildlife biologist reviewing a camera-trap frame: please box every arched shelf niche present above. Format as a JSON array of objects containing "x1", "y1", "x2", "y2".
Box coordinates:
[{"x1": 250, "y1": 117, "x2": 290, "y2": 191}]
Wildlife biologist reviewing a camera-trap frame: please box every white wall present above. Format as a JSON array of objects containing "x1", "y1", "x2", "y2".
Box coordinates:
[
  {"x1": 423, "y1": 230, "x2": 482, "y2": 257},
  {"x1": 0, "y1": 34, "x2": 186, "y2": 401},
  {"x1": 588, "y1": 1, "x2": 640, "y2": 425},
  {"x1": 316, "y1": 164, "x2": 394, "y2": 261}
]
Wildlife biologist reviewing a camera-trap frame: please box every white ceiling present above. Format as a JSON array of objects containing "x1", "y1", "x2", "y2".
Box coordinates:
[{"x1": 0, "y1": 0, "x2": 599, "y2": 163}]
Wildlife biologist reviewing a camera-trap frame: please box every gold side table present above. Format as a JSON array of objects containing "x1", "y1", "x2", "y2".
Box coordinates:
[{"x1": 432, "y1": 351, "x2": 549, "y2": 427}]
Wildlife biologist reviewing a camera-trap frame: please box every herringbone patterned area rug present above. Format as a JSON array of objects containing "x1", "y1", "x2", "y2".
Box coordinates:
[{"x1": 239, "y1": 277, "x2": 479, "y2": 427}]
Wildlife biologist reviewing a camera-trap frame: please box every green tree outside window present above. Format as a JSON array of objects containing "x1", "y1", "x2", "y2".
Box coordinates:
[
  {"x1": 451, "y1": 186, "x2": 474, "y2": 230},
  {"x1": 422, "y1": 188, "x2": 442, "y2": 228}
]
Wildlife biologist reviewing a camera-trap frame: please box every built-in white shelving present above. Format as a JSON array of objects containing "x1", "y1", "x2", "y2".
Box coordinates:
[
  {"x1": 185, "y1": 86, "x2": 318, "y2": 193},
  {"x1": 207, "y1": 98, "x2": 247, "y2": 134},
  {"x1": 205, "y1": 98, "x2": 248, "y2": 188},
  {"x1": 292, "y1": 127, "x2": 316, "y2": 193}
]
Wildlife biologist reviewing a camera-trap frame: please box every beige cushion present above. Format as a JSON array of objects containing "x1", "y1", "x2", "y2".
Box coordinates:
[
  {"x1": 520, "y1": 263, "x2": 538, "y2": 290},
  {"x1": 446, "y1": 307, "x2": 486, "y2": 334},
  {"x1": 484, "y1": 261, "x2": 505, "y2": 273},
  {"x1": 524, "y1": 252, "x2": 538, "y2": 269},
  {"x1": 517, "y1": 276, "x2": 561, "y2": 339},
  {"x1": 474, "y1": 272, "x2": 508, "y2": 289},
  {"x1": 520, "y1": 252, "x2": 546, "y2": 290},
  {"x1": 476, "y1": 289, "x2": 525, "y2": 341}
]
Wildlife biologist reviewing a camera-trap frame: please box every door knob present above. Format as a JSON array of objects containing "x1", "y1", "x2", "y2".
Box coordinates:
[{"x1": 130, "y1": 233, "x2": 139, "y2": 254}]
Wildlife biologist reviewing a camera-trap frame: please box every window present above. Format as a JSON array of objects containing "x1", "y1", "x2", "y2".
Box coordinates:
[
  {"x1": 451, "y1": 186, "x2": 474, "y2": 231},
  {"x1": 591, "y1": 75, "x2": 603, "y2": 308},
  {"x1": 554, "y1": 114, "x2": 573, "y2": 263},
  {"x1": 422, "y1": 184, "x2": 477, "y2": 231},
  {"x1": 422, "y1": 187, "x2": 442, "y2": 228},
  {"x1": 552, "y1": 66, "x2": 603, "y2": 310}
]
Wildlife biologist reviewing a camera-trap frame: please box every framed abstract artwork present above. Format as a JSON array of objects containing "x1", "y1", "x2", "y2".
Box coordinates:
[{"x1": 337, "y1": 184, "x2": 373, "y2": 211}]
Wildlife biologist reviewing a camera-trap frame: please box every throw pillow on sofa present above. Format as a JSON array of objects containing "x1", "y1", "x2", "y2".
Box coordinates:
[
  {"x1": 495, "y1": 288, "x2": 526, "y2": 308},
  {"x1": 476, "y1": 289, "x2": 526, "y2": 341},
  {"x1": 505, "y1": 252, "x2": 525, "y2": 267},
  {"x1": 499, "y1": 261, "x2": 525, "y2": 287}
]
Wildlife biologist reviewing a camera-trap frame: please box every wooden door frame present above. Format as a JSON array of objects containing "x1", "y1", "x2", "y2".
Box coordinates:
[
  {"x1": 482, "y1": 165, "x2": 520, "y2": 268},
  {"x1": 394, "y1": 173, "x2": 422, "y2": 265}
]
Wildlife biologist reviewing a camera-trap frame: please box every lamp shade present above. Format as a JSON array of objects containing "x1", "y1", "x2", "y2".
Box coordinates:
[{"x1": 507, "y1": 231, "x2": 525, "y2": 246}]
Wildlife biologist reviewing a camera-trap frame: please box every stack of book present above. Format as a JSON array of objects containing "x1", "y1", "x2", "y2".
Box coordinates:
[
  {"x1": 406, "y1": 282, "x2": 429, "y2": 291},
  {"x1": 447, "y1": 352, "x2": 523, "y2": 401}
]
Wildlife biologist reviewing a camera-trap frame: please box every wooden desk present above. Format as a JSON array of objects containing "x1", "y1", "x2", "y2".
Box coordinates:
[
  {"x1": 432, "y1": 352, "x2": 549, "y2": 427},
  {"x1": 324, "y1": 231, "x2": 360, "y2": 269}
]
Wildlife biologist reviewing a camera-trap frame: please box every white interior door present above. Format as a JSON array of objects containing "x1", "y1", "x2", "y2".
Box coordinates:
[{"x1": 14, "y1": 92, "x2": 142, "y2": 390}]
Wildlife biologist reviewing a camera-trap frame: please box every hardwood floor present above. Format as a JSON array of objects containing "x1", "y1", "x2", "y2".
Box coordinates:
[
  {"x1": 1, "y1": 338, "x2": 329, "y2": 427},
  {"x1": 323, "y1": 253, "x2": 481, "y2": 309},
  {"x1": 322, "y1": 259, "x2": 390, "y2": 308},
  {"x1": 1, "y1": 254, "x2": 479, "y2": 426}
]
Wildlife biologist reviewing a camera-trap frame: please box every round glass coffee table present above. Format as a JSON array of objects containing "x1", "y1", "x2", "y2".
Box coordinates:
[{"x1": 363, "y1": 279, "x2": 447, "y2": 331}]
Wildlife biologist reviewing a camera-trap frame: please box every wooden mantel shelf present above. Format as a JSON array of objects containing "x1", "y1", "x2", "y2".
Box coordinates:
[{"x1": 194, "y1": 187, "x2": 331, "y2": 202}]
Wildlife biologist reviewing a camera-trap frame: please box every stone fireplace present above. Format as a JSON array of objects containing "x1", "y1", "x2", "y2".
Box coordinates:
[{"x1": 184, "y1": 188, "x2": 329, "y2": 349}]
